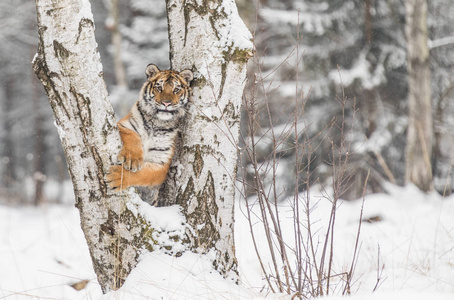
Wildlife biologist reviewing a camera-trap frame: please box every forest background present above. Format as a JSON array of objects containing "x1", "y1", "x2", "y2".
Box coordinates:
[
  {"x1": 1, "y1": 0, "x2": 454, "y2": 299},
  {"x1": 0, "y1": 0, "x2": 453, "y2": 204}
]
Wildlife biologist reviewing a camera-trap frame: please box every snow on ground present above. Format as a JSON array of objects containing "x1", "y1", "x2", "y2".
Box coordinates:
[
  {"x1": 235, "y1": 183, "x2": 454, "y2": 299},
  {"x1": 1, "y1": 184, "x2": 453, "y2": 299},
  {"x1": 0, "y1": 204, "x2": 102, "y2": 299}
]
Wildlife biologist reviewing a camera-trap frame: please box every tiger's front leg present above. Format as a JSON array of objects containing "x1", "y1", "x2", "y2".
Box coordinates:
[
  {"x1": 117, "y1": 118, "x2": 144, "y2": 172},
  {"x1": 106, "y1": 163, "x2": 170, "y2": 192}
]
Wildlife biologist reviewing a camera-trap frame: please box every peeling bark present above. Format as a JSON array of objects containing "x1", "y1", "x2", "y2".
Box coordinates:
[{"x1": 162, "y1": 0, "x2": 253, "y2": 276}]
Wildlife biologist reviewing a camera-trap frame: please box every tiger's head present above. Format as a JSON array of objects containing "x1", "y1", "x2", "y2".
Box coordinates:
[{"x1": 140, "y1": 64, "x2": 193, "y2": 121}]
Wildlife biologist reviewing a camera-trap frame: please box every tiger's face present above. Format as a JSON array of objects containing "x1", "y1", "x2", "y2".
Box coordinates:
[{"x1": 141, "y1": 64, "x2": 193, "y2": 120}]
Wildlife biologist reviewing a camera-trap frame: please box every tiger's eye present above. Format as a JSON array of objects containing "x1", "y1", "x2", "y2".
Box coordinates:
[
  {"x1": 173, "y1": 87, "x2": 181, "y2": 94},
  {"x1": 155, "y1": 86, "x2": 162, "y2": 92}
]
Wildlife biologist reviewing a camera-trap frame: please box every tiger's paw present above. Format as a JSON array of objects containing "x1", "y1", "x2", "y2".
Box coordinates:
[
  {"x1": 105, "y1": 165, "x2": 131, "y2": 192},
  {"x1": 118, "y1": 147, "x2": 143, "y2": 172}
]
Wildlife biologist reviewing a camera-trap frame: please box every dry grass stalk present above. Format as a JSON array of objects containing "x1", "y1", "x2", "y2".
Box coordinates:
[{"x1": 236, "y1": 29, "x2": 368, "y2": 298}]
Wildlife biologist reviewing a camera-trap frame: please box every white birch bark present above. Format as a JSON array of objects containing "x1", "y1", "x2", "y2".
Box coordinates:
[
  {"x1": 405, "y1": 0, "x2": 433, "y2": 192},
  {"x1": 162, "y1": 0, "x2": 253, "y2": 275},
  {"x1": 32, "y1": 0, "x2": 157, "y2": 292}
]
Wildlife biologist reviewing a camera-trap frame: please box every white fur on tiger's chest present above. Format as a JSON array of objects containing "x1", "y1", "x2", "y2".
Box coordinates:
[{"x1": 142, "y1": 130, "x2": 177, "y2": 165}]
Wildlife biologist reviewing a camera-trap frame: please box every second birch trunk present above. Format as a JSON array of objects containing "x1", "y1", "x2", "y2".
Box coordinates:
[{"x1": 162, "y1": 0, "x2": 253, "y2": 276}]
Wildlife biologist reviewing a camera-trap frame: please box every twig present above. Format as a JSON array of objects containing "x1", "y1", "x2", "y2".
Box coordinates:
[{"x1": 343, "y1": 169, "x2": 369, "y2": 295}]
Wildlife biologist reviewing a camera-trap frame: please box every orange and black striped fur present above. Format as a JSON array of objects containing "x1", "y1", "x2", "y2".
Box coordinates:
[{"x1": 106, "y1": 64, "x2": 193, "y2": 192}]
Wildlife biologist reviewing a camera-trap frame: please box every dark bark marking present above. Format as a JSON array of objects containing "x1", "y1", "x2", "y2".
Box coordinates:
[
  {"x1": 70, "y1": 85, "x2": 93, "y2": 128},
  {"x1": 177, "y1": 176, "x2": 194, "y2": 207},
  {"x1": 193, "y1": 144, "x2": 204, "y2": 177},
  {"x1": 32, "y1": 52, "x2": 72, "y2": 122},
  {"x1": 76, "y1": 18, "x2": 94, "y2": 44},
  {"x1": 53, "y1": 40, "x2": 71, "y2": 61}
]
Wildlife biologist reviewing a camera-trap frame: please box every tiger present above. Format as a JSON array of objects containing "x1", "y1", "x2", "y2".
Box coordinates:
[{"x1": 106, "y1": 63, "x2": 193, "y2": 192}]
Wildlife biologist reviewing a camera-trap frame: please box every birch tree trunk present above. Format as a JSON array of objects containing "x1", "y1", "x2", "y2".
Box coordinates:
[
  {"x1": 32, "y1": 0, "x2": 154, "y2": 292},
  {"x1": 162, "y1": 0, "x2": 253, "y2": 276},
  {"x1": 405, "y1": 0, "x2": 433, "y2": 192}
]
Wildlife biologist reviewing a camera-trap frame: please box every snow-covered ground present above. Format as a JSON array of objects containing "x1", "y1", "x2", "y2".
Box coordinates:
[{"x1": 1, "y1": 184, "x2": 453, "y2": 299}]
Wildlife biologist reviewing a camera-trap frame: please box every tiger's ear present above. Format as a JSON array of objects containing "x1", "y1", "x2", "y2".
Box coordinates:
[
  {"x1": 180, "y1": 69, "x2": 194, "y2": 85},
  {"x1": 145, "y1": 64, "x2": 160, "y2": 79}
]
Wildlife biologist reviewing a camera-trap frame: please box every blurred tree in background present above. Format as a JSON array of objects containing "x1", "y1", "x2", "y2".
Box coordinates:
[
  {"x1": 405, "y1": 0, "x2": 432, "y2": 192},
  {"x1": 239, "y1": 0, "x2": 453, "y2": 199}
]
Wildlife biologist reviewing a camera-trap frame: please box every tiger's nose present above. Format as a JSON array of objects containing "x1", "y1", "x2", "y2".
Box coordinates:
[{"x1": 163, "y1": 100, "x2": 172, "y2": 107}]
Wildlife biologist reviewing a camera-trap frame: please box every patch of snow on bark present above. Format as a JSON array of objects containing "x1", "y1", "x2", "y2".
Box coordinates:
[
  {"x1": 217, "y1": 0, "x2": 253, "y2": 52},
  {"x1": 127, "y1": 195, "x2": 186, "y2": 233}
]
